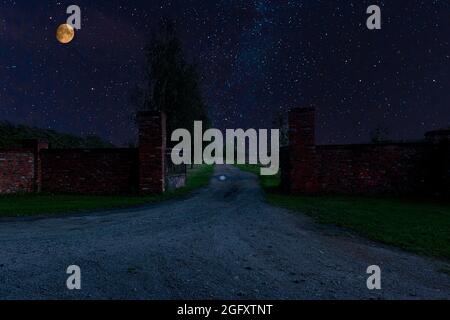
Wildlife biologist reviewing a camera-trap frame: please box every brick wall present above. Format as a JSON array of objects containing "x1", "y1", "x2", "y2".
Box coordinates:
[
  {"x1": 0, "y1": 150, "x2": 35, "y2": 194},
  {"x1": 285, "y1": 108, "x2": 450, "y2": 197},
  {"x1": 41, "y1": 149, "x2": 139, "y2": 194},
  {"x1": 0, "y1": 111, "x2": 170, "y2": 195},
  {"x1": 315, "y1": 144, "x2": 429, "y2": 195}
]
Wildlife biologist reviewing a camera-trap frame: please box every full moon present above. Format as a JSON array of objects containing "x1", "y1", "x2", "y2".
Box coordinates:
[{"x1": 56, "y1": 24, "x2": 75, "y2": 44}]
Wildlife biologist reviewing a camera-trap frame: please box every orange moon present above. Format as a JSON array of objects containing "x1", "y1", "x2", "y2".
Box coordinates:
[{"x1": 56, "y1": 24, "x2": 75, "y2": 44}]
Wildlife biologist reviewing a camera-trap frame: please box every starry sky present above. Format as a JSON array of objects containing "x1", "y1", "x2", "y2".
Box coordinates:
[{"x1": 1, "y1": 0, "x2": 449, "y2": 145}]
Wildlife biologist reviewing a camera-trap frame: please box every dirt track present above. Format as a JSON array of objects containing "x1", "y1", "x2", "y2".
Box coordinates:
[{"x1": 0, "y1": 165, "x2": 449, "y2": 299}]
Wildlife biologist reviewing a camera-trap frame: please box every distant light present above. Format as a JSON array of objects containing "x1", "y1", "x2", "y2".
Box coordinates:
[{"x1": 219, "y1": 175, "x2": 227, "y2": 181}]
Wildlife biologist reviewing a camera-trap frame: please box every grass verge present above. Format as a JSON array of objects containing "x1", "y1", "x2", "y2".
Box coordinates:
[
  {"x1": 236, "y1": 164, "x2": 450, "y2": 260},
  {"x1": 0, "y1": 165, "x2": 214, "y2": 217}
]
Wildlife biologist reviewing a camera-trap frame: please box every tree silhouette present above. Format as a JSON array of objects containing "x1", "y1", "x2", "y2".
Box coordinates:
[{"x1": 136, "y1": 19, "x2": 209, "y2": 144}]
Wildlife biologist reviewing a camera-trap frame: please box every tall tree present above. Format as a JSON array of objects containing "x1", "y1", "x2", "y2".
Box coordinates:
[{"x1": 136, "y1": 19, "x2": 209, "y2": 143}]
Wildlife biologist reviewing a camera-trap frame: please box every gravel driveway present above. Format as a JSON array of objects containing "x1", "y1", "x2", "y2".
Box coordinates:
[{"x1": 0, "y1": 165, "x2": 449, "y2": 300}]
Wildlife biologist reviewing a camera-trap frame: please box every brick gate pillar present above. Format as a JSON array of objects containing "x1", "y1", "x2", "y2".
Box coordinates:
[
  {"x1": 288, "y1": 108, "x2": 319, "y2": 194},
  {"x1": 22, "y1": 139, "x2": 49, "y2": 193},
  {"x1": 137, "y1": 111, "x2": 167, "y2": 194}
]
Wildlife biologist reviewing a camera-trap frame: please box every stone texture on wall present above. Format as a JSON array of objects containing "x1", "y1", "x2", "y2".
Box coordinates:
[{"x1": 285, "y1": 108, "x2": 450, "y2": 197}]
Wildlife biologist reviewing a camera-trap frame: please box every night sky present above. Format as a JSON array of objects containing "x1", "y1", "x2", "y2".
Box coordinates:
[{"x1": 1, "y1": 0, "x2": 449, "y2": 145}]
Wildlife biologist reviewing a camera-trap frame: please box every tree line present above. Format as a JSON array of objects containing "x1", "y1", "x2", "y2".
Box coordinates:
[{"x1": 0, "y1": 121, "x2": 113, "y2": 149}]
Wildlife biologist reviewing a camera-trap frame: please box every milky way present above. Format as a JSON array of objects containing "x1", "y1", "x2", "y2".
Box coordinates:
[{"x1": 1, "y1": 0, "x2": 449, "y2": 145}]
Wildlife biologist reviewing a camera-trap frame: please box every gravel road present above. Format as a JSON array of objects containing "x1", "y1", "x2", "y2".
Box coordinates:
[{"x1": 0, "y1": 165, "x2": 449, "y2": 300}]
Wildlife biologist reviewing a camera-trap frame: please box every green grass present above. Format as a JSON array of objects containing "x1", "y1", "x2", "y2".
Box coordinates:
[
  {"x1": 235, "y1": 164, "x2": 280, "y2": 191},
  {"x1": 236, "y1": 164, "x2": 450, "y2": 260},
  {"x1": 0, "y1": 165, "x2": 214, "y2": 217}
]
